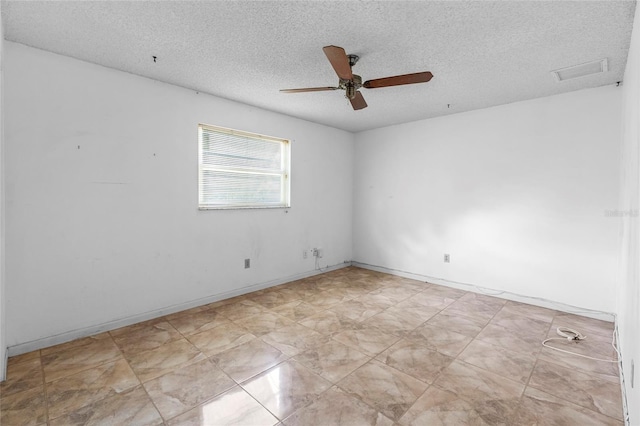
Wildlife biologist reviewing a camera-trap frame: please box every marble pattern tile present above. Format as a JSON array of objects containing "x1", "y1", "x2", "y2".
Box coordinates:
[
  {"x1": 399, "y1": 386, "x2": 493, "y2": 426},
  {"x1": 46, "y1": 358, "x2": 140, "y2": 420},
  {"x1": 457, "y1": 340, "x2": 537, "y2": 384},
  {"x1": 242, "y1": 360, "x2": 332, "y2": 420},
  {"x1": 489, "y1": 309, "x2": 552, "y2": 337},
  {"x1": 282, "y1": 386, "x2": 394, "y2": 426},
  {"x1": 405, "y1": 292, "x2": 456, "y2": 310},
  {"x1": 270, "y1": 300, "x2": 323, "y2": 321},
  {"x1": 143, "y1": 358, "x2": 235, "y2": 420},
  {"x1": 500, "y1": 301, "x2": 557, "y2": 323},
  {"x1": 332, "y1": 325, "x2": 400, "y2": 357},
  {"x1": 511, "y1": 386, "x2": 622, "y2": 425},
  {"x1": 337, "y1": 360, "x2": 428, "y2": 421},
  {"x1": 126, "y1": 338, "x2": 206, "y2": 383},
  {"x1": 42, "y1": 337, "x2": 123, "y2": 382},
  {"x1": 408, "y1": 323, "x2": 472, "y2": 357},
  {"x1": 211, "y1": 338, "x2": 288, "y2": 383},
  {"x1": 376, "y1": 338, "x2": 454, "y2": 384},
  {"x1": 432, "y1": 361, "x2": 524, "y2": 422},
  {"x1": 260, "y1": 323, "x2": 330, "y2": 357},
  {"x1": 49, "y1": 385, "x2": 162, "y2": 426},
  {"x1": 293, "y1": 340, "x2": 370, "y2": 383},
  {"x1": 298, "y1": 309, "x2": 363, "y2": 335},
  {"x1": 7, "y1": 351, "x2": 40, "y2": 367},
  {"x1": 0, "y1": 386, "x2": 47, "y2": 426},
  {"x1": 426, "y1": 311, "x2": 488, "y2": 338},
  {"x1": 0, "y1": 357, "x2": 43, "y2": 397},
  {"x1": 475, "y1": 322, "x2": 544, "y2": 356},
  {"x1": 528, "y1": 359, "x2": 623, "y2": 420},
  {"x1": 186, "y1": 322, "x2": 256, "y2": 356},
  {"x1": 41, "y1": 333, "x2": 112, "y2": 356},
  {"x1": 233, "y1": 311, "x2": 295, "y2": 336},
  {"x1": 365, "y1": 306, "x2": 437, "y2": 336},
  {"x1": 166, "y1": 386, "x2": 279, "y2": 426},
  {"x1": 443, "y1": 300, "x2": 502, "y2": 322},
  {"x1": 166, "y1": 309, "x2": 231, "y2": 336},
  {"x1": 215, "y1": 299, "x2": 270, "y2": 321},
  {"x1": 1, "y1": 267, "x2": 624, "y2": 426},
  {"x1": 329, "y1": 299, "x2": 385, "y2": 322},
  {"x1": 112, "y1": 321, "x2": 183, "y2": 355}
]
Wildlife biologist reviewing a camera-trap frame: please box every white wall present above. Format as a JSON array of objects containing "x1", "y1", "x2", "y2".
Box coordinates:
[
  {"x1": 618, "y1": 3, "x2": 640, "y2": 424},
  {"x1": 0, "y1": 2, "x2": 6, "y2": 380},
  {"x1": 4, "y1": 42, "x2": 354, "y2": 352},
  {"x1": 353, "y1": 85, "x2": 621, "y2": 313}
]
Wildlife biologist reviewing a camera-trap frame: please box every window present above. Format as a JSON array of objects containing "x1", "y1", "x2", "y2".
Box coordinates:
[{"x1": 198, "y1": 124, "x2": 290, "y2": 209}]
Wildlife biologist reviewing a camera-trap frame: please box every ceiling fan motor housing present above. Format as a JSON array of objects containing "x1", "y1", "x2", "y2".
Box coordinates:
[{"x1": 340, "y1": 75, "x2": 362, "y2": 99}]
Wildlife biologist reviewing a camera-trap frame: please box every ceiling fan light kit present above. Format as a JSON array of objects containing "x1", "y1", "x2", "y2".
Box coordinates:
[{"x1": 280, "y1": 45, "x2": 433, "y2": 111}]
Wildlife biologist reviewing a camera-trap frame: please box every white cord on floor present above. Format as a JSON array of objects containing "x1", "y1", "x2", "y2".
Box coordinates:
[{"x1": 542, "y1": 326, "x2": 620, "y2": 363}]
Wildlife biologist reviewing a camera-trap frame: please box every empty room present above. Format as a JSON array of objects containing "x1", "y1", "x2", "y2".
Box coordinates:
[{"x1": 0, "y1": 1, "x2": 639, "y2": 425}]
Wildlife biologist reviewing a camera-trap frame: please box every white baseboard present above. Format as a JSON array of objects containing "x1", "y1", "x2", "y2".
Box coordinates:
[
  {"x1": 352, "y1": 262, "x2": 615, "y2": 322},
  {"x1": 7, "y1": 262, "x2": 351, "y2": 357}
]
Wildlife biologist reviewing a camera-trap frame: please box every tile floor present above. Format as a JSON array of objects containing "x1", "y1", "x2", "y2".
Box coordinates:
[{"x1": 0, "y1": 267, "x2": 623, "y2": 425}]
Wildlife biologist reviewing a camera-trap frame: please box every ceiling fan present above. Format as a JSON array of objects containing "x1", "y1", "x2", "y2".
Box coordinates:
[{"x1": 280, "y1": 45, "x2": 434, "y2": 111}]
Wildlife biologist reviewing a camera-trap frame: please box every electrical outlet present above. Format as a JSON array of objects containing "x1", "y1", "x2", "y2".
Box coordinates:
[
  {"x1": 316, "y1": 248, "x2": 324, "y2": 258},
  {"x1": 244, "y1": 258, "x2": 250, "y2": 269},
  {"x1": 444, "y1": 254, "x2": 450, "y2": 263},
  {"x1": 312, "y1": 248, "x2": 318, "y2": 257},
  {"x1": 302, "y1": 250, "x2": 308, "y2": 259}
]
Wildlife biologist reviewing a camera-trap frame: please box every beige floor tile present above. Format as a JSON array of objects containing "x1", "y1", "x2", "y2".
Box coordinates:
[
  {"x1": 166, "y1": 308, "x2": 230, "y2": 336},
  {"x1": 6, "y1": 351, "x2": 40, "y2": 367},
  {"x1": 399, "y1": 386, "x2": 493, "y2": 426},
  {"x1": 0, "y1": 357, "x2": 43, "y2": 397},
  {"x1": 49, "y1": 385, "x2": 162, "y2": 426},
  {"x1": 407, "y1": 292, "x2": 456, "y2": 309},
  {"x1": 215, "y1": 299, "x2": 270, "y2": 321},
  {"x1": 293, "y1": 339, "x2": 370, "y2": 383},
  {"x1": 500, "y1": 301, "x2": 557, "y2": 323},
  {"x1": 143, "y1": 358, "x2": 235, "y2": 420},
  {"x1": 426, "y1": 311, "x2": 488, "y2": 338},
  {"x1": 211, "y1": 338, "x2": 289, "y2": 383},
  {"x1": 376, "y1": 338, "x2": 454, "y2": 384},
  {"x1": 127, "y1": 338, "x2": 206, "y2": 383},
  {"x1": 528, "y1": 359, "x2": 623, "y2": 420},
  {"x1": 408, "y1": 323, "x2": 472, "y2": 357},
  {"x1": 422, "y1": 285, "x2": 467, "y2": 299},
  {"x1": 270, "y1": 300, "x2": 323, "y2": 321},
  {"x1": 112, "y1": 321, "x2": 182, "y2": 355},
  {"x1": 512, "y1": 386, "x2": 622, "y2": 425},
  {"x1": 0, "y1": 386, "x2": 47, "y2": 426},
  {"x1": 260, "y1": 323, "x2": 330, "y2": 357},
  {"x1": 242, "y1": 360, "x2": 332, "y2": 420},
  {"x1": 299, "y1": 310, "x2": 364, "y2": 335},
  {"x1": 475, "y1": 322, "x2": 544, "y2": 356},
  {"x1": 432, "y1": 361, "x2": 524, "y2": 423},
  {"x1": 46, "y1": 358, "x2": 139, "y2": 420},
  {"x1": 166, "y1": 385, "x2": 279, "y2": 426},
  {"x1": 186, "y1": 322, "x2": 256, "y2": 356},
  {"x1": 282, "y1": 386, "x2": 394, "y2": 426},
  {"x1": 443, "y1": 300, "x2": 502, "y2": 322},
  {"x1": 489, "y1": 309, "x2": 552, "y2": 337},
  {"x1": 332, "y1": 325, "x2": 400, "y2": 357},
  {"x1": 41, "y1": 333, "x2": 112, "y2": 356},
  {"x1": 233, "y1": 311, "x2": 295, "y2": 336},
  {"x1": 365, "y1": 306, "x2": 436, "y2": 337},
  {"x1": 337, "y1": 359, "x2": 428, "y2": 421},
  {"x1": 457, "y1": 340, "x2": 537, "y2": 384},
  {"x1": 42, "y1": 337, "x2": 123, "y2": 382}
]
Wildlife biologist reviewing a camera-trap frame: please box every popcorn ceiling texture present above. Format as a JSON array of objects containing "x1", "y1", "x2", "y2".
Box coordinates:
[{"x1": 2, "y1": 1, "x2": 636, "y2": 132}]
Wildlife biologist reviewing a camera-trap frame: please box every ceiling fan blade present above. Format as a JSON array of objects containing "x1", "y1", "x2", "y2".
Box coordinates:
[
  {"x1": 350, "y1": 91, "x2": 368, "y2": 110},
  {"x1": 323, "y1": 45, "x2": 353, "y2": 80},
  {"x1": 280, "y1": 87, "x2": 339, "y2": 93},
  {"x1": 363, "y1": 71, "x2": 433, "y2": 89}
]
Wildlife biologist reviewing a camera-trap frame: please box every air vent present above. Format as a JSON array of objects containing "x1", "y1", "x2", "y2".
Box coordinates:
[{"x1": 551, "y1": 59, "x2": 608, "y2": 82}]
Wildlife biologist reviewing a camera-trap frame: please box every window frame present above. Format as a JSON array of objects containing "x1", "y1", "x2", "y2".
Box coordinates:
[{"x1": 198, "y1": 123, "x2": 291, "y2": 210}]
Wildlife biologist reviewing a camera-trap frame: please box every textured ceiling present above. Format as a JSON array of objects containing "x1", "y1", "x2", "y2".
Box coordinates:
[{"x1": 2, "y1": 1, "x2": 637, "y2": 132}]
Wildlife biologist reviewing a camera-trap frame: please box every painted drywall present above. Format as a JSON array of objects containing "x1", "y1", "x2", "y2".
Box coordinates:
[
  {"x1": 618, "y1": 3, "x2": 640, "y2": 424},
  {"x1": 0, "y1": 3, "x2": 6, "y2": 380},
  {"x1": 4, "y1": 42, "x2": 353, "y2": 352},
  {"x1": 353, "y1": 85, "x2": 621, "y2": 313}
]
